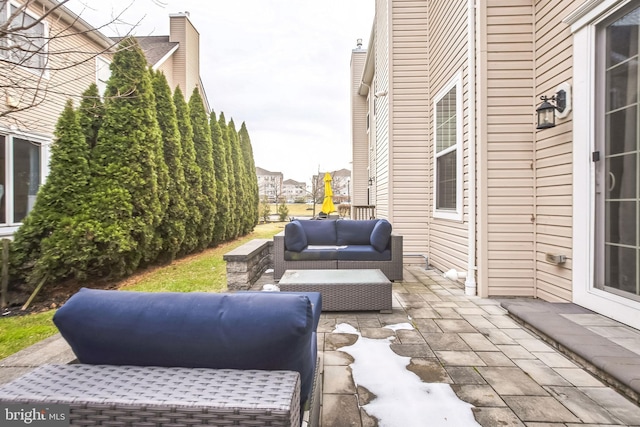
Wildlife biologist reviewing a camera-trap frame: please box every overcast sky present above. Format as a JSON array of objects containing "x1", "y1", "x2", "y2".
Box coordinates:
[{"x1": 66, "y1": 0, "x2": 375, "y2": 184}]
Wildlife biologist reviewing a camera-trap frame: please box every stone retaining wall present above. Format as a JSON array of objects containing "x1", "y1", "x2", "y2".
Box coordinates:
[{"x1": 223, "y1": 239, "x2": 273, "y2": 290}]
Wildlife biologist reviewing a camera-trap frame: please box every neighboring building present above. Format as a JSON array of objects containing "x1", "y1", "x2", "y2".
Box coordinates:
[
  {"x1": 282, "y1": 179, "x2": 307, "y2": 203},
  {"x1": 0, "y1": 2, "x2": 209, "y2": 238},
  {"x1": 312, "y1": 169, "x2": 352, "y2": 204},
  {"x1": 332, "y1": 168, "x2": 351, "y2": 203},
  {"x1": 256, "y1": 167, "x2": 283, "y2": 203},
  {"x1": 352, "y1": 0, "x2": 640, "y2": 329}
]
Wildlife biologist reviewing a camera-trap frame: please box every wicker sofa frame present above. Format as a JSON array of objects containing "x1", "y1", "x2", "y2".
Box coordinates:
[
  {"x1": 0, "y1": 361, "x2": 322, "y2": 427},
  {"x1": 273, "y1": 231, "x2": 403, "y2": 281}
]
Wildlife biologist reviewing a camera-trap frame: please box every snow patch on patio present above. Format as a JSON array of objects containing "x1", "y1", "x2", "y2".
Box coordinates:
[{"x1": 333, "y1": 322, "x2": 480, "y2": 427}]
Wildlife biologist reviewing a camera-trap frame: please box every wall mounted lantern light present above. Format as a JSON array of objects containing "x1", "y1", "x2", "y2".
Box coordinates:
[
  {"x1": 536, "y1": 82, "x2": 572, "y2": 130},
  {"x1": 368, "y1": 177, "x2": 374, "y2": 186}
]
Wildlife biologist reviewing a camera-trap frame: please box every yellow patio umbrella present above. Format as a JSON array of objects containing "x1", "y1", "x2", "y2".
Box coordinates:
[{"x1": 321, "y1": 172, "x2": 336, "y2": 214}]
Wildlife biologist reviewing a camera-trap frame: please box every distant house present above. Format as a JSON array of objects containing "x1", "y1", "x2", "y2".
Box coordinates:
[
  {"x1": 0, "y1": 3, "x2": 209, "y2": 238},
  {"x1": 256, "y1": 167, "x2": 283, "y2": 203},
  {"x1": 351, "y1": 0, "x2": 640, "y2": 329},
  {"x1": 282, "y1": 179, "x2": 307, "y2": 203}
]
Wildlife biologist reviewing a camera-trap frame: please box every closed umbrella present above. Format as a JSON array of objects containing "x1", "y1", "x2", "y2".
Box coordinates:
[{"x1": 321, "y1": 172, "x2": 336, "y2": 215}]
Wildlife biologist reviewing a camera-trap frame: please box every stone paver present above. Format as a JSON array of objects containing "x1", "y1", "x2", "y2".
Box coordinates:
[{"x1": 3, "y1": 265, "x2": 640, "y2": 426}]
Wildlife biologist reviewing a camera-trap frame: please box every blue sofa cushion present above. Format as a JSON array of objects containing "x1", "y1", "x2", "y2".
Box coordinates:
[
  {"x1": 299, "y1": 220, "x2": 337, "y2": 245},
  {"x1": 53, "y1": 288, "x2": 316, "y2": 405},
  {"x1": 240, "y1": 291, "x2": 322, "y2": 330},
  {"x1": 284, "y1": 220, "x2": 308, "y2": 252},
  {"x1": 285, "y1": 248, "x2": 339, "y2": 261},
  {"x1": 370, "y1": 219, "x2": 392, "y2": 252},
  {"x1": 336, "y1": 219, "x2": 378, "y2": 246},
  {"x1": 337, "y1": 245, "x2": 392, "y2": 261}
]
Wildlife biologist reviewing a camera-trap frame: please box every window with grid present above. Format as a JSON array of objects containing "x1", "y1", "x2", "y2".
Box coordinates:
[
  {"x1": 434, "y1": 77, "x2": 461, "y2": 218},
  {"x1": 0, "y1": 2, "x2": 47, "y2": 70}
]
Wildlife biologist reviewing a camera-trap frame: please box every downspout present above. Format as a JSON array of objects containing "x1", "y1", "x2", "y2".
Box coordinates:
[{"x1": 465, "y1": 0, "x2": 478, "y2": 296}]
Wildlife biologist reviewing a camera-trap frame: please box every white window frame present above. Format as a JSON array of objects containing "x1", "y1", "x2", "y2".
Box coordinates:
[
  {"x1": 0, "y1": 129, "x2": 49, "y2": 235},
  {"x1": 0, "y1": 1, "x2": 50, "y2": 78},
  {"x1": 96, "y1": 56, "x2": 111, "y2": 97},
  {"x1": 568, "y1": 0, "x2": 640, "y2": 329},
  {"x1": 433, "y1": 73, "x2": 463, "y2": 221}
]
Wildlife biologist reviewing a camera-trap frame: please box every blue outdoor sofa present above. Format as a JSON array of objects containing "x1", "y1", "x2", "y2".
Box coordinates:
[
  {"x1": 0, "y1": 288, "x2": 322, "y2": 427},
  {"x1": 274, "y1": 218, "x2": 403, "y2": 281}
]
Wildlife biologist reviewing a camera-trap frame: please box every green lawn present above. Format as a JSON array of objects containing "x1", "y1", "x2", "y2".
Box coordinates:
[{"x1": 0, "y1": 222, "x2": 284, "y2": 359}]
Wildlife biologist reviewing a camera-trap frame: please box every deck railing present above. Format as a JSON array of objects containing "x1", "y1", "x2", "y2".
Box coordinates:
[{"x1": 351, "y1": 205, "x2": 376, "y2": 220}]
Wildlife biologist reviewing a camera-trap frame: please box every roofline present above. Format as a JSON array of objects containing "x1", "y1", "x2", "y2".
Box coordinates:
[
  {"x1": 151, "y1": 43, "x2": 180, "y2": 71},
  {"x1": 358, "y1": 22, "x2": 376, "y2": 96},
  {"x1": 42, "y1": 0, "x2": 116, "y2": 49}
]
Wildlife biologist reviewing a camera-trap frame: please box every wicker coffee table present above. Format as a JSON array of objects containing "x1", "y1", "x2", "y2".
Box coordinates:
[{"x1": 278, "y1": 269, "x2": 392, "y2": 312}]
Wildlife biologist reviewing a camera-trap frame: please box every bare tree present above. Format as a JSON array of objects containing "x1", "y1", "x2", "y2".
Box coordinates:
[{"x1": 0, "y1": 0, "x2": 143, "y2": 125}]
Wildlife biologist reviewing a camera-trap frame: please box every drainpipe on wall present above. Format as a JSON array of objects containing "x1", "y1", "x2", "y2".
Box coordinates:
[{"x1": 465, "y1": 0, "x2": 478, "y2": 296}]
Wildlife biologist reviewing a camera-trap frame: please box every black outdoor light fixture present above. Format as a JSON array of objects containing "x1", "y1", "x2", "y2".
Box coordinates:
[
  {"x1": 368, "y1": 177, "x2": 374, "y2": 186},
  {"x1": 536, "y1": 89, "x2": 567, "y2": 129}
]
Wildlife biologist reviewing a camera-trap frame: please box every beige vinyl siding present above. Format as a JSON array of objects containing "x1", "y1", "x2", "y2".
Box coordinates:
[
  {"x1": 2, "y1": 4, "x2": 113, "y2": 135},
  {"x1": 390, "y1": 0, "x2": 429, "y2": 256},
  {"x1": 426, "y1": 0, "x2": 468, "y2": 274},
  {"x1": 479, "y1": 0, "x2": 535, "y2": 297},
  {"x1": 373, "y1": 0, "x2": 390, "y2": 218},
  {"x1": 351, "y1": 49, "x2": 369, "y2": 206},
  {"x1": 532, "y1": 0, "x2": 579, "y2": 302},
  {"x1": 156, "y1": 57, "x2": 176, "y2": 89}
]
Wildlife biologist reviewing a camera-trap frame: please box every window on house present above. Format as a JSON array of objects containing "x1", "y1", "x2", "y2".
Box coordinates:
[
  {"x1": 0, "y1": 3, "x2": 48, "y2": 70},
  {"x1": 96, "y1": 56, "x2": 111, "y2": 96},
  {"x1": 0, "y1": 133, "x2": 43, "y2": 225},
  {"x1": 434, "y1": 76, "x2": 462, "y2": 219}
]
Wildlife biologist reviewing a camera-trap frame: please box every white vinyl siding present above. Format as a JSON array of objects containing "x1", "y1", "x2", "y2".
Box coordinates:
[
  {"x1": 478, "y1": 0, "x2": 536, "y2": 297},
  {"x1": 533, "y1": 0, "x2": 580, "y2": 301},
  {"x1": 427, "y1": 0, "x2": 468, "y2": 274},
  {"x1": 390, "y1": 0, "x2": 430, "y2": 257}
]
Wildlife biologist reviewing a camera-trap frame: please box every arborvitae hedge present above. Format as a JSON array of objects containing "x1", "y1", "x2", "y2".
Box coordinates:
[
  {"x1": 77, "y1": 84, "x2": 104, "y2": 151},
  {"x1": 10, "y1": 41, "x2": 262, "y2": 288},
  {"x1": 10, "y1": 100, "x2": 91, "y2": 285},
  {"x1": 210, "y1": 111, "x2": 230, "y2": 245},
  {"x1": 218, "y1": 112, "x2": 237, "y2": 240},
  {"x1": 89, "y1": 36, "x2": 165, "y2": 276},
  {"x1": 228, "y1": 119, "x2": 245, "y2": 239},
  {"x1": 239, "y1": 122, "x2": 259, "y2": 233},
  {"x1": 152, "y1": 70, "x2": 188, "y2": 262},
  {"x1": 174, "y1": 87, "x2": 203, "y2": 255},
  {"x1": 189, "y1": 88, "x2": 216, "y2": 249}
]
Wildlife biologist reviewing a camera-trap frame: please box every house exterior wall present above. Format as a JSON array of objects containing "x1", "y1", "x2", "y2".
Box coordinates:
[
  {"x1": 426, "y1": 0, "x2": 470, "y2": 274},
  {"x1": 389, "y1": 0, "x2": 430, "y2": 258},
  {"x1": 351, "y1": 46, "x2": 369, "y2": 206},
  {"x1": 532, "y1": 0, "x2": 580, "y2": 302},
  {"x1": 0, "y1": 1, "x2": 114, "y2": 237},
  {"x1": 478, "y1": 1, "x2": 537, "y2": 297},
  {"x1": 169, "y1": 13, "x2": 201, "y2": 99},
  {"x1": 1, "y1": 2, "x2": 113, "y2": 134},
  {"x1": 374, "y1": 0, "x2": 391, "y2": 218},
  {"x1": 156, "y1": 56, "x2": 176, "y2": 90}
]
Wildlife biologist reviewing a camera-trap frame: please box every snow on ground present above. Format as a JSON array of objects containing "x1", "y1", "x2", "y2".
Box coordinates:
[{"x1": 333, "y1": 323, "x2": 481, "y2": 427}]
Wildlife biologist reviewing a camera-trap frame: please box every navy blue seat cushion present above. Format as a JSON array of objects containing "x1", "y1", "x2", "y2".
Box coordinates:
[
  {"x1": 299, "y1": 220, "x2": 337, "y2": 245},
  {"x1": 285, "y1": 248, "x2": 339, "y2": 261},
  {"x1": 336, "y1": 219, "x2": 378, "y2": 246},
  {"x1": 284, "y1": 220, "x2": 308, "y2": 252},
  {"x1": 53, "y1": 288, "x2": 317, "y2": 405},
  {"x1": 370, "y1": 219, "x2": 392, "y2": 252},
  {"x1": 337, "y1": 245, "x2": 392, "y2": 261}
]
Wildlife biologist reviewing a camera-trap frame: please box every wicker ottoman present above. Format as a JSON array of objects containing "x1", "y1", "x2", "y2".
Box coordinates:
[
  {"x1": 278, "y1": 269, "x2": 392, "y2": 312},
  {"x1": 0, "y1": 364, "x2": 301, "y2": 427}
]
